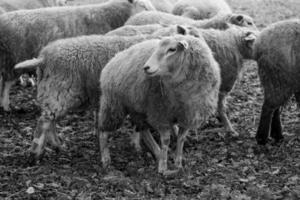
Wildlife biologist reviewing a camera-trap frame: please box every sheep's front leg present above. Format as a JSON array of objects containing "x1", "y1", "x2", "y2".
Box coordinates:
[
  {"x1": 218, "y1": 92, "x2": 239, "y2": 137},
  {"x1": 174, "y1": 127, "x2": 189, "y2": 169},
  {"x1": 141, "y1": 129, "x2": 161, "y2": 159},
  {"x1": 270, "y1": 108, "x2": 283, "y2": 142},
  {"x1": 1, "y1": 80, "x2": 16, "y2": 111},
  {"x1": 256, "y1": 101, "x2": 275, "y2": 145},
  {"x1": 158, "y1": 129, "x2": 171, "y2": 174}
]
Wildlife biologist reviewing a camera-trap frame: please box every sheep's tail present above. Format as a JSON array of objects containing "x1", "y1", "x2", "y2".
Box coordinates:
[{"x1": 14, "y1": 57, "x2": 44, "y2": 72}]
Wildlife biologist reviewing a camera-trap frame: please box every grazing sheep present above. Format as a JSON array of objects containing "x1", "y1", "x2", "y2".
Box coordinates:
[
  {"x1": 254, "y1": 19, "x2": 300, "y2": 145},
  {"x1": 172, "y1": 0, "x2": 232, "y2": 20},
  {"x1": 97, "y1": 35, "x2": 220, "y2": 174},
  {"x1": 0, "y1": 0, "x2": 153, "y2": 111},
  {"x1": 14, "y1": 25, "x2": 192, "y2": 163},
  {"x1": 125, "y1": 11, "x2": 256, "y2": 30},
  {"x1": 0, "y1": 0, "x2": 68, "y2": 14}
]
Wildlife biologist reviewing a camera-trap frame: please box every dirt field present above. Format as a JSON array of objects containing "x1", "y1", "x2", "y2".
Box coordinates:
[{"x1": 1, "y1": 0, "x2": 300, "y2": 199}]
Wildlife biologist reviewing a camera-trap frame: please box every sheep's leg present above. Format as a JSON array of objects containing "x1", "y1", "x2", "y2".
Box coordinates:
[
  {"x1": 174, "y1": 127, "x2": 189, "y2": 169},
  {"x1": 256, "y1": 101, "x2": 275, "y2": 145},
  {"x1": 131, "y1": 131, "x2": 142, "y2": 152},
  {"x1": 294, "y1": 92, "x2": 300, "y2": 108},
  {"x1": 218, "y1": 93, "x2": 239, "y2": 137},
  {"x1": 141, "y1": 129, "x2": 161, "y2": 159},
  {"x1": 98, "y1": 130, "x2": 111, "y2": 168},
  {"x1": 270, "y1": 107, "x2": 283, "y2": 142},
  {"x1": 1, "y1": 80, "x2": 16, "y2": 111},
  {"x1": 0, "y1": 75, "x2": 3, "y2": 99},
  {"x1": 158, "y1": 129, "x2": 171, "y2": 174},
  {"x1": 29, "y1": 115, "x2": 56, "y2": 164}
]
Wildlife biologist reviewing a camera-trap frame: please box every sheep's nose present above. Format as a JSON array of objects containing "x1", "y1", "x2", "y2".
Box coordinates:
[{"x1": 143, "y1": 65, "x2": 150, "y2": 72}]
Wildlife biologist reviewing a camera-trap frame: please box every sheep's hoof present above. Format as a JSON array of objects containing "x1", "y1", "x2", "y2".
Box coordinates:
[
  {"x1": 27, "y1": 151, "x2": 43, "y2": 166},
  {"x1": 161, "y1": 169, "x2": 180, "y2": 176},
  {"x1": 100, "y1": 156, "x2": 111, "y2": 169},
  {"x1": 256, "y1": 136, "x2": 268, "y2": 145}
]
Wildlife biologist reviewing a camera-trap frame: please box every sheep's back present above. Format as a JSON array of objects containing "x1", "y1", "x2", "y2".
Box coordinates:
[{"x1": 254, "y1": 19, "x2": 300, "y2": 99}]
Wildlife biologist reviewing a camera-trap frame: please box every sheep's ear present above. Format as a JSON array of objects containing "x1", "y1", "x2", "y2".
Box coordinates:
[
  {"x1": 128, "y1": 0, "x2": 134, "y2": 3},
  {"x1": 177, "y1": 40, "x2": 189, "y2": 50},
  {"x1": 244, "y1": 32, "x2": 256, "y2": 48},
  {"x1": 176, "y1": 25, "x2": 187, "y2": 35}
]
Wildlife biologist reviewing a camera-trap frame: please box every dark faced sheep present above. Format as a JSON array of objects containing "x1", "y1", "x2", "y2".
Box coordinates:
[
  {"x1": 97, "y1": 35, "x2": 220, "y2": 174},
  {"x1": 0, "y1": 0, "x2": 68, "y2": 14},
  {"x1": 0, "y1": 0, "x2": 153, "y2": 111},
  {"x1": 125, "y1": 11, "x2": 256, "y2": 30},
  {"x1": 14, "y1": 26, "x2": 192, "y2": 163},
  {"x1": 254, "y1": 19, "x2": 300, "y2": 145},
  {"x1": 172, "y1": 0, "x2": 232, "y2": 20}
]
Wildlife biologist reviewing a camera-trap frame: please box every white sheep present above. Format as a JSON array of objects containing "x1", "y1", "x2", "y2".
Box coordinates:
[
  {"x1": 14, "y1": 25, "x2": 191, "y2": 163},
  {"x1": 253, "y1": 19, "x2": 300, "y2": 145},
  {"x1": 172, "y1": 0, "x2": 232, "y2": 20},
  {"x1": 0, "y1": 0, "x2": 153, "y2": 111},
  {"x1": 125, "y1": 11, "x2": 256, "y2": 30},
  {"x1": 97, "y1": 35, "x2": 220, "y2": 174},
  {"x1": 198, "y1": 26, "x2": 257, "y2": 136},
  {"x1": 0, "y1": 0, "x2": 68, "y2": 14}
]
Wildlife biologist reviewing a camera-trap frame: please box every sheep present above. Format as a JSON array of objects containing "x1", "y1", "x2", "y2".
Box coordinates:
[
  {"x1": 0, "y1": 0, "x2": 154, "y2": 111},
  {"x1": 105, "y1": 24, "x2": 199, "y2": 37},
  {"x1": 106, "y1": 24, "x2": 164, "y2": 37},
  {"x1": 149, "y1": 0, "x2": 173, "y2": 12},
  {"x1": 14, "y1": 26, "x2": 193, "y2": 164},
  {"x1": 253, "y1": 19, "x2": 300, "y2": 145},
  {"x1": 125, "y1": 11, "x2": 256, "y2": 30},
  {"x1": 194, "y1": 27, "x2": 257, "y2": 136},
  {"x1": 118, "y1": 25, "x2": 257, "y2": 139},
  {"x1": 0, "y1": 0, "x2": 68, "y2": 14},
  {"x1": 172, "y1": 0, "x2": 232, "y2": 20},
  {"x1": 97, "y1": 35, "x2": 220, "y2": 174}
]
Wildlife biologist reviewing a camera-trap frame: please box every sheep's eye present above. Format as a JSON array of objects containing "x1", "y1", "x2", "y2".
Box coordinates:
[
  {"x1": 247, "y1": 22, "x2": 253, "y2": 25},
  {"x1": 167, "y1": 48, "x2": 176, "y2": 53}
]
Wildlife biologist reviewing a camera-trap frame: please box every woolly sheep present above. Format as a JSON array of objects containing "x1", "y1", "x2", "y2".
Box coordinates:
[
  {"x1": 125, "y1": 11, "x2": 256, "y2": 30},
  {"x1": 106, "y1": 24, "x2": 199, "y2": 37},
  {"x1": 197, "y1": 27, "x2": 257, "y2": 136},
  {"x1": 106, "y1": 24, "x2": 164, "y2": 37},
  {"x1": 14, "y1": 26, "x2": 192, "y2": 163},
  {"x1": 0, "y1": 0, "x2": 153, "y2": 111},
  {"x1": 254, "y1": 19, "x2": 300, "y2": 145},
  {"x1": 172, "y1": 0, "x2": 232, "y2": 20},
  {"x1": 0, "y1": 0, "x2": 68, "y2": 14},
  {"x1": 97, "y1": 35, "x2": 220, "y2": 174},
  {"x1": 149, "y1": 0, "x2": 173, "y2": 12}
]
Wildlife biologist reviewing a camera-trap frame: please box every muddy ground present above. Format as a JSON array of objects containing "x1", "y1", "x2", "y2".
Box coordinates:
[{"x1": 1, "y1": 0, "x2": 300, "y2": 199}]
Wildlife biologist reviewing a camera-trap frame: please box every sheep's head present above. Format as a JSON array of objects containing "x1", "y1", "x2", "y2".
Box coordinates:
[
  {"x1": 143, "y1": 37, "x2": 190, "y2": 78},
  {"x1": 229, "y1": 13, "x2": 257, "y2": 30},
  {"x1": 240, "y1": 30, "x2": 257, "y2": 59},
  {"x1": 129, "y1": 0, "x2": 156, "y2": 15}
]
